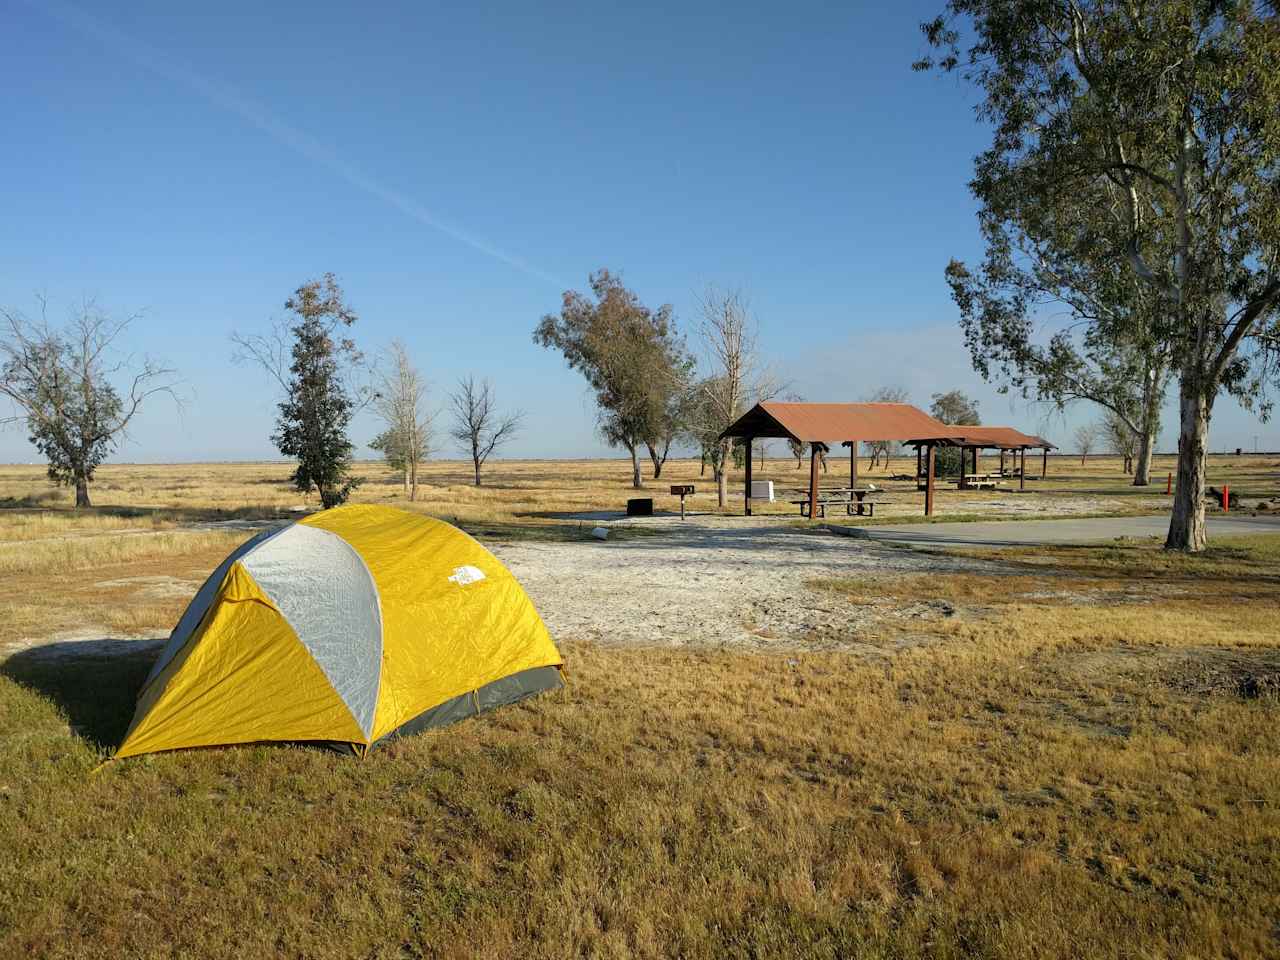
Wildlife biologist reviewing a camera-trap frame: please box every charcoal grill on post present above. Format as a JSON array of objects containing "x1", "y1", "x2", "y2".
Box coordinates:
[{"x1": 669, "y1": 484, "x2": 695, "y2": 519}]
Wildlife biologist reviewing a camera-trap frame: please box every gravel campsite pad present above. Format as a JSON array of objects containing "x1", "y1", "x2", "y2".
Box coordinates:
[{"x1": 488, "y1": 516, "x2": 996, "y2": 651}]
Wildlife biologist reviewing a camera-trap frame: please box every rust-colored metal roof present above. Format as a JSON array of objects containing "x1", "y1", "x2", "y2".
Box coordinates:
[
  {"x1": 902, "y1": 425, "x2": 1056, "y2": 449},
  {"x1": 720, "y1": 402, "x2": 955, "y2": 443},
  {"x1": 947, "y1": 426, "x2": 1044, "y2": 449}
]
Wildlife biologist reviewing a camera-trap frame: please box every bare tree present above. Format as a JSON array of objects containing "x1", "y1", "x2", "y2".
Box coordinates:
[
  {"x1": 448, "y1": 376, "x2": 522, "y2": 487},
  {"x1": 788, "y1": 437, "x2": 805, "y2": 469},
  {"x1": 696, "y1": 286, "x2": 781, "y2": 507},
  {"x1": 1102, "y1": 409, "x2": 1138, "y2": 474},
  {"x1": 0, "y1": 298, "x2": 180, "y2": 507},
  {"x1": 1074, "y1": 422, "x2": 1102, "y2": 466},
  {"x1": 370, "y1": 340, "x2": 432, "y2": 500},
  {"x1": 864, "y1": 385, "x2": 911, "y2": 469}
]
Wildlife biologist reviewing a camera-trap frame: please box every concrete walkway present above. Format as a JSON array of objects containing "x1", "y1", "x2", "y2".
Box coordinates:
[{"x1": 837, "y1": 514, "x2": 1280, "y2": 549}]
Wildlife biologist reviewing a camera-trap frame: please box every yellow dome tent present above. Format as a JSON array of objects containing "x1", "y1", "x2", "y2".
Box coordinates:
[{"x1": 116, "y1": 505, "x2": 562, "y2": 759}]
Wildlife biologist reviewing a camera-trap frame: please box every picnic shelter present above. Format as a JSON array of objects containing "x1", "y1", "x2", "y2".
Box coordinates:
[{"x1": 719, "y1": 402, "x2": 956, "y2": 517}]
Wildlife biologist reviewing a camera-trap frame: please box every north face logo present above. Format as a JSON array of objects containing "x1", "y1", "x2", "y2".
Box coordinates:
[{"x1": 447, "y1": 565, "x2": 486, "y2": 586}]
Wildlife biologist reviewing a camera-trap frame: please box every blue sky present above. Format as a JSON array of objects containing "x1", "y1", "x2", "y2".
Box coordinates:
[{"x1": 1, "y1": 0, "x2": 1272, "y2": 463}]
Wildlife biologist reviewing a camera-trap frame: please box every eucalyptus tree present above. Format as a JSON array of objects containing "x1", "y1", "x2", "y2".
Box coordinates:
[
  {"x1": 945, "y1": 199, "x2": 1171, "y2": 485},
  {"x1": 918, "y1": 0, "x2": 1280, "y2": 550},
  {"x1": 535, "y1": 270, "x2": 692, "y2": 488}
]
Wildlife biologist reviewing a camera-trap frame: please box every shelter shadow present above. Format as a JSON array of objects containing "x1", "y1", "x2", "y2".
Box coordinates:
[{"x1": 1, "y1": 639, "x2": 162, "y2": 750}]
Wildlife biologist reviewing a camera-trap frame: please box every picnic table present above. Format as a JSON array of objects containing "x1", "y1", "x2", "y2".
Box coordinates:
[
  {"x1": 789, "y1": 487, "x2": 882, "y2": 519},
  {"x1": 957, "y1": 473, "x2": 1005, "y2": 491}
]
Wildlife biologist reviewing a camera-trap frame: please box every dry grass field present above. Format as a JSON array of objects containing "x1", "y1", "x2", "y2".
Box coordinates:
[
  {"x1": 2, "y1": 455, "x2": 1279, "y2": 958},
  {"x1": 0, "y1": 450, "x2": 1276, "y2": 527}
]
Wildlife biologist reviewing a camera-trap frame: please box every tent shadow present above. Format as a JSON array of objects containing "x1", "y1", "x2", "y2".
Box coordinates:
[{"x1": 0, "y1": 639, "x2": 163, "y2": 751}]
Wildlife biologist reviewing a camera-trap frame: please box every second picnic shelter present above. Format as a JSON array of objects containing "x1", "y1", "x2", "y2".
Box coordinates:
[{"x1": 719, "y1": 401, "x2": 1057, "y2": 517}]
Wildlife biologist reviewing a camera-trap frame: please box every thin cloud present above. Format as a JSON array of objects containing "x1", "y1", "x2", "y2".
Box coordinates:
[{"x1": 32, "y1": 0, "x2": 563, "y2": 287}]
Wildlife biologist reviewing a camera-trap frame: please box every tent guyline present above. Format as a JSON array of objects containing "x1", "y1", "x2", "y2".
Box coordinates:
[{"x1": 719, "y1": 402, "x2": 1055, "y2": 517}]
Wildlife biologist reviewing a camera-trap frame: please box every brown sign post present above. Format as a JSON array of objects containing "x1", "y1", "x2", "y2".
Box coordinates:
[{"x1": 670, "y1": 484, "x2": 695, "y2": 519}]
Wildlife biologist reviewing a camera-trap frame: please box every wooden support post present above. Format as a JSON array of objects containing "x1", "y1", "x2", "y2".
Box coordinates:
[
  {"x1": 808, "y1": 443, "x2": 821, "y2": 521},
  {"x1": 1000, "y1": 448, "x2": 1006, "y2": 474},
  {"x1": 744, "y1": 436, "x2": 753, "y2": 517},
  {"x1": 972, "y1": 446, "x2": 979, "y2": 476},
  {"x1": 1020, "y1": 448, "x2": 1026, "y2": 491},
  {"x1": 916, "y1": 445, "x2": 922, "y2": 477},
  {"x1": 925, "y1": 443, "x2": 936, "y2": 516},
  {"x1": 850, "y1": 441, "x2": 858, "y2": 487},
  {"x1": 1041, "y1": 448, "x2": 1048, "y2": 479}
]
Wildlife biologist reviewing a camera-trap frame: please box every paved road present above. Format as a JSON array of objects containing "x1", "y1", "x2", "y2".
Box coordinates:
[{"x1": 838, "y1": 514, "x2": 1280, "y2": 549}]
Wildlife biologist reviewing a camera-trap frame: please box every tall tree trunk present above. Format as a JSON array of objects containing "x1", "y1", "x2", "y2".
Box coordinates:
[
  {"x1": 1166, "y1": 378, "x2": 1210, "y2": 552},
  {"x1": 1133, "y1": 378, "x2": 1161, "y2": 487},
  {"x1": 645, "y1": 442, "x2": 663, "y2": 480},
  {"x1": 716, "y1": 440, "x2": 729, "y2": 507},
  {"x1": 699, "y1": 451, "x2": 706, "y2": 476},
  {"x1": 409, "y1": 459, "x2": 418, "y2": 501},
  {"x1": 627, "y1": 443, "x2": 642, "y2": 489},
  {"x1": 472, "y1": 445, "x2": 482, "y2": 486},
  {"x1": 74, "y1": 473, "x2": 91, "y2": 508}
]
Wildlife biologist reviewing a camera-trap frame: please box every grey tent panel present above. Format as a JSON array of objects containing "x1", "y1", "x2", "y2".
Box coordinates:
[
  {"x1": 241, "y1": 523, "x2": 383, "y2": 740},
  {"x1": 141, "y1": 524, "x2": 286, "y2": 690},
  {"x1": 370, "y1": 665, "x2": 562, "y2": 749}
]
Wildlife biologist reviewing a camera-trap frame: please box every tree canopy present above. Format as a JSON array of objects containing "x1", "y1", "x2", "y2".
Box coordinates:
[
  {"x1": 534, "y1": 269, "x2": 692, "y2": 488},
  {"x1": 918, "y1": 0, "x2": 1280, "y2": 549},
  {"x1": 270, "y1": 275, "x2": 363, "y2": 509},
  {"x1": 0, "y1": 300, "x2": 178, "y2": 507}
]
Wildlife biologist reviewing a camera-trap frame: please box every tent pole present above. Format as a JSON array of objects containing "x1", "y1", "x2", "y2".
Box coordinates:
[
  {"x1": 925, "y1": 443, "x2": 936, "y2": 516},
  {"x1": 808, "y1": 443, "x2": 821, "y2": 521},
  {"x1": 744, "y1": 436, "x2": 753, "y2": 517}
]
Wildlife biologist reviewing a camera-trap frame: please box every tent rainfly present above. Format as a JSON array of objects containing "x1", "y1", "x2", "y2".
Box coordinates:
[{"x1": 116, "y1": 505, "x2": 563, "y2": 759}]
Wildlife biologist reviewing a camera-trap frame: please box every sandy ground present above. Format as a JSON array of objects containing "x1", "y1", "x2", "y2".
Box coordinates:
[
  {"x1": 4, "y1": 517, "x2": 1001, "y2": 662},
  {"x1": 488, "y1": 516, "x2": 996, "y2": 652}
]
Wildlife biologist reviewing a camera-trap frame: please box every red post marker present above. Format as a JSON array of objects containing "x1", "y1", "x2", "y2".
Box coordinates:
[
  {"x1": 1222, "y1": 484, "x2": 1230, "y2": 512},
  {"x1": 1166, "y1": 472, "x2": 1172, "y2": 495}
]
